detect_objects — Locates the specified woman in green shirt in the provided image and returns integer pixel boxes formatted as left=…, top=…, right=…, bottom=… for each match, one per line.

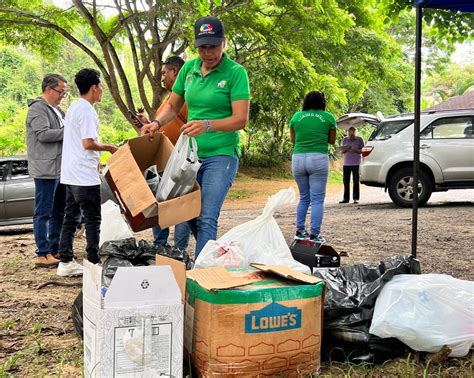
left=142, top=16, right=251, bottom=257
left=289, top=91, right=336, bottom=243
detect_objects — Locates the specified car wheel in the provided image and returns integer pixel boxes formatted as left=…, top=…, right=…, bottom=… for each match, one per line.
left=388, top=168, right=433, bottom=208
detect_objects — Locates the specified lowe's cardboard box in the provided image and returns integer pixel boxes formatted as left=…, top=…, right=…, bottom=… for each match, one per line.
left=83, top=256, right=186, bottom=377
left=105, top=134, right=201, bottom=232
left=185, top=264, right=325, bottom=377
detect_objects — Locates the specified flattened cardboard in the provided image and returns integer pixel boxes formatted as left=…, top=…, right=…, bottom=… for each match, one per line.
left=250, top=264, right=321, bottom=284
left=186, top=267, right=259, bottom=291
left=105, top=134, right=201, bottom=231
left=188, top=265, right=320, bottom=291
left=156, top=255, right=186, bottom=302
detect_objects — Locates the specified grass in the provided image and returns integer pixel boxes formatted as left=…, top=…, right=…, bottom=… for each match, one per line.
left=315, top=353, right=474, bottom=377
left=238, top=161, right=344, bottom=184
left=227, top=188, right=252, bottom=200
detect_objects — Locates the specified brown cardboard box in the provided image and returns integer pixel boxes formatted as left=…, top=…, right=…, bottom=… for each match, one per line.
left=105, top=134, right=201, bottom=232
left=185, top=265, right=325, bottom=377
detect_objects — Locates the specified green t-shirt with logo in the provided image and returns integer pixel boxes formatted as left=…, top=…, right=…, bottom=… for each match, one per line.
left=289, top=110, right=337, bottom=154
left=172, top=55, right=250, bottom=158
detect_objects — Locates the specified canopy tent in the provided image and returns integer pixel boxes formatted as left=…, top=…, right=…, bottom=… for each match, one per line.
left=411, top=0, right=474, bottom=258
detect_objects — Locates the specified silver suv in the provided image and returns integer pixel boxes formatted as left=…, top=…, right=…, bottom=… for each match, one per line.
left=337, top=109, right=474, bottom=207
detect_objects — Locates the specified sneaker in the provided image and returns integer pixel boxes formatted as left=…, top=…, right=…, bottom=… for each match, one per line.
left=353, top=200, right=359, bottom=204
left=57, top=259, right=84, bottom=277
left=339, top=200, right=349, bottom=204
left=294, top=230, right=310, bottom=240
left=309, top=234, right=326, bottom=244
left=34, top=254, right=59, bottom=268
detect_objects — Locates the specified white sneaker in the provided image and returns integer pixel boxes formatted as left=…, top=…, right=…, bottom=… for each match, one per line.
left=57, top=259, right=84, bottom=277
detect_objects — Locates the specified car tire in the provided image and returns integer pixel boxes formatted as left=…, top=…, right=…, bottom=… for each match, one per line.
left=388, top=168, right=433, bottom=208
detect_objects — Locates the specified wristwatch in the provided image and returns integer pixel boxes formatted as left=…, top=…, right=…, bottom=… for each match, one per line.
left=152, top=119, right=162, bottom=129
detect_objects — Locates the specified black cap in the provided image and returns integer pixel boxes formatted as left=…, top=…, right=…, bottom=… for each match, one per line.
left=194, top=16, right=224, bottom=48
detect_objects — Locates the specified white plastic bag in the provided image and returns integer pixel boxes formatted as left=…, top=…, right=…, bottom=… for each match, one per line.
left=216, top=187, right=311, bottom=274
left=156, top=133, right=201, bottom=201
left=195, top=241, right=248, bottom=269
left=99, top=200, right=134, bottom=247
left=369, top=274, right=474, bottom=357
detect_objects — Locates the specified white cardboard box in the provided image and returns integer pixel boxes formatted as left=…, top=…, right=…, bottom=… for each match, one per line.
left=83, top=258, right=184, bottom=377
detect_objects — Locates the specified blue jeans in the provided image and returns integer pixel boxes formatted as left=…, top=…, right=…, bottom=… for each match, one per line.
left=33, top=179, right=65, bottom=256
left=188, top=154, right=239, bottom=257
left=152, top=222, right=192, bottom=250
left=292, top=153, right=329, bottom=236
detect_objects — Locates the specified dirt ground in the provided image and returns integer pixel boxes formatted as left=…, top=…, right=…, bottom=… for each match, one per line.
left=1, top=175, right=473, bottom=376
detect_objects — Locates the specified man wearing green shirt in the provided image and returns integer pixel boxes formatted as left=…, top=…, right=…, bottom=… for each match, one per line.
left=142, top=16, right=250, bottom=257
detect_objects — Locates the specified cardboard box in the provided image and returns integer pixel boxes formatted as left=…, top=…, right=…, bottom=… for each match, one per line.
left=185, top=265, right=325, bottom=377
left=83, top=256, right=185, bottom=377
left=290, top=240, right=341, bottom=272
left=105, top=134, right=201, bottom=232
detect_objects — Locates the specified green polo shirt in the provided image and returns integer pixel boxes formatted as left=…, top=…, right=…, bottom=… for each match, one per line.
left=172, top=54, right=250, bottom=158
left=289, top=110, right=337, bottom=154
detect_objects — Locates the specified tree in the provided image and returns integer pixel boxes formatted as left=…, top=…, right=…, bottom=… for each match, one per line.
left=0, top=0, right=250, bottom=128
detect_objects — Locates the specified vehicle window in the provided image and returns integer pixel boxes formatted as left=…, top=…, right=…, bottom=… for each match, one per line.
left=421, top=116, right=473, bottom=139
left=369, top=120, right=413, bottom=141
left=0, top=162, right=8, bottom=180
left=10, top=160, right=29, bottom=180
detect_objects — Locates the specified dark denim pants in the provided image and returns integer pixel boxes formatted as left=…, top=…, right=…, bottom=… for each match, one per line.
left=58, top=185, right=101, bottom=263
left=152, top=222, right=192, bottom=250
left=33, top=179, right=66, bottom=256
left=343, top=165, right=360, bottom=201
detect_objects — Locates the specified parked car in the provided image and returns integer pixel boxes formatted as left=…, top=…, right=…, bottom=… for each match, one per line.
left=337, top=109, right=474, bottom=207
left=0, top=157, right=117, bottom=226
left=0, top=156, right=35, bottom=226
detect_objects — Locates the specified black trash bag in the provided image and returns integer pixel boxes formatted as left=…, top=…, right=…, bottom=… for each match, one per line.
left=137, top=240, right=194, bottom=270
left=102, top=256, right=134, bottom=290
left=71, top=289, right=83, bottom=339
left=314, top=255, right=421, bottom=363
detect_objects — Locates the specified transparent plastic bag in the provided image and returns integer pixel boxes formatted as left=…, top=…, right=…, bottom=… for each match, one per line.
left=156, top=134, right=201, bottom=201
left=99, top=200, right=134, bottom=247
left=195, top=241, right=247, bottom=269
left=369, top=274, right=474, bottom=357
left=144, top=165, right=160, bottom=195
left=217, top=188, right=311, bottom=274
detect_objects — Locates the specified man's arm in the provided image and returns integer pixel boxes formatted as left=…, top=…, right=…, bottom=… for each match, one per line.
left=350, top=137, right=364, bottom=153
left=30, top=107, right=63, bottom=142
left=141, top=93, right=185, bottom=136
left=328, top=129, right=336, bottom=145
left=82, top=139, right=118, bottom=154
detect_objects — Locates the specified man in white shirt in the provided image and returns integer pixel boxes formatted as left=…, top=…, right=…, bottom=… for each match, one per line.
left=57, top=68, right=118, bottom=277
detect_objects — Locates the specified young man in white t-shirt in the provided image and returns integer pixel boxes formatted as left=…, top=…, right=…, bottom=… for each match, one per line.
left=57, top=68, right=118, bottom=277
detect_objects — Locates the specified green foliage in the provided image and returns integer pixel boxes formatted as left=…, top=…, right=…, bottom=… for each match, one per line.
left=0, top=1, right=468, bottom=165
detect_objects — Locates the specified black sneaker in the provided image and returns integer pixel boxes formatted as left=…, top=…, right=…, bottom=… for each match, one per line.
left=309, top=234, right=326, bottom=244
left=294, top=230, right=310, bottom=240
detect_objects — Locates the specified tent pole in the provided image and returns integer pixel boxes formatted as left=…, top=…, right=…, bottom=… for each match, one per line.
left=412, top=5, right=423, bottom=259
